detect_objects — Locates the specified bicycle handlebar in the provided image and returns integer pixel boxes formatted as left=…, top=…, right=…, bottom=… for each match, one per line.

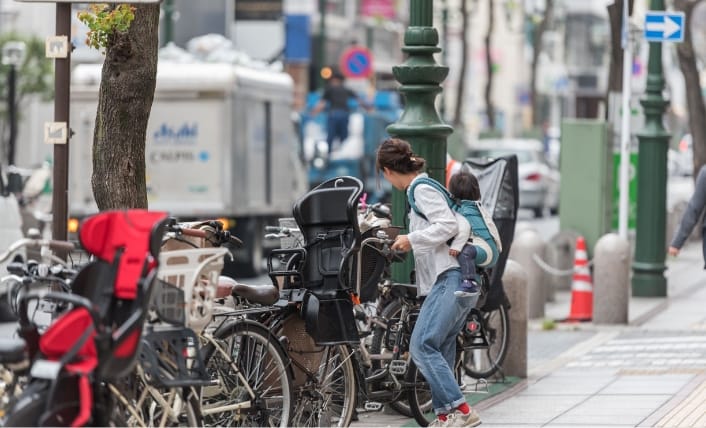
left=167, top=223, right=244, bottom=248
left=0, top=238, right=76, bottom=264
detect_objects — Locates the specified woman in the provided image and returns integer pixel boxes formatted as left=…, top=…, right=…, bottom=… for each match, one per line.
left=376, top=138, right=481, bottom=427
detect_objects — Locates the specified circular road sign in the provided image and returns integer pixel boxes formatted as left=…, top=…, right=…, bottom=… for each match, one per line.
left=339, top=46, right=373, bottom=79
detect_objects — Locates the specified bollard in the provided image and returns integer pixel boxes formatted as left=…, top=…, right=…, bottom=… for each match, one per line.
left=502, top=259, right=528, bottom=378
left=593, top=233, right=631, bottom=324
left=544, top=230, right=581, bottom=294
left=508, top=227, right=546, bottom=318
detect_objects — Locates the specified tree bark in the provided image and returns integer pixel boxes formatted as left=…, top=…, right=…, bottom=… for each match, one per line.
left=674, top=0, right=706, bottom=177
left=605, top=0, right=635, bottom=118
left=484, top=0, right=495, bottom=130
left=529, top=0, right=553, bottom=127
left=91, top=5, right=160, bottom=210
left=453, top=0, right=470, bottom=127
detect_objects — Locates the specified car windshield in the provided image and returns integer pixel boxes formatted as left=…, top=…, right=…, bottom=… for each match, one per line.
left=469, top=149, right=535, bottom=163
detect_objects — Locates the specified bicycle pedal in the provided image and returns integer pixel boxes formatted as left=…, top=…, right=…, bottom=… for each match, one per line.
left=469, top=378, right=489, bottom=394
left=364, top=401, right=383, bottom=411
left=389, top=359, right=407, bottom=375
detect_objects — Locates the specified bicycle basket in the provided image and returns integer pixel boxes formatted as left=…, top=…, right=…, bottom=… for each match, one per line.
left=158, top=247, right=231, bottom=334
left=138, top=326, right=212, bottom=388
left=151, top=279, right=186, bottom=325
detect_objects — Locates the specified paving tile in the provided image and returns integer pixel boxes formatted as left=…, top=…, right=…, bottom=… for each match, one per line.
left=521, top=374, right=613, bottom=395
left=476, top=394, right=586, bottom=425
left=600, top=374, right=694, bottom=395
left=551, top=394, right=671, bottom=425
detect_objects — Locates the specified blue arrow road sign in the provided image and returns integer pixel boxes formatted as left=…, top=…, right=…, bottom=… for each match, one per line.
left=644, top=11, right=685, bottom=42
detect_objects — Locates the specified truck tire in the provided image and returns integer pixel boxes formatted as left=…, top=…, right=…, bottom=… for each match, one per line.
left=224, top=218, right=263, bottom=278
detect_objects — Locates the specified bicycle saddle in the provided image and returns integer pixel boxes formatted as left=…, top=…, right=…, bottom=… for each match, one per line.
left=0, top=337, right=27, bottom=365
left=218, top=276, right=279, bottom=305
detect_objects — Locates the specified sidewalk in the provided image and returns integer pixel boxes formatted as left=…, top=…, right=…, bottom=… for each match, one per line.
left=353, top=241, right=706, bottom=427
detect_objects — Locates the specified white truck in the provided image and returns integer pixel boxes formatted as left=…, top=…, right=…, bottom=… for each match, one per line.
left=70, top=62, right=308, bottom=277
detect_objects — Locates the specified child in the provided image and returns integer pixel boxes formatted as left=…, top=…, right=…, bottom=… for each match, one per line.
left=448, top=171, right=500, bottom=297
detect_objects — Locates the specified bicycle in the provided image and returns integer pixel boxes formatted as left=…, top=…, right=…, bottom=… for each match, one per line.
left=0, top=236, right=77, bottom=419
left=156, top=220, right=294, bottom=427
left=2, top=210, right=170, bottom=427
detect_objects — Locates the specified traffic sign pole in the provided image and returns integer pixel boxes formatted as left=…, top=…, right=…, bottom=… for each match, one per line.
left=52, top=2, right=71, bottom=246
left=618, top=0, right=631, bottom=239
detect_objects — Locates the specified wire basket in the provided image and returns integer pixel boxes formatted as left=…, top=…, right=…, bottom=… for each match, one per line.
left=157, top=247, right=231, bottom=334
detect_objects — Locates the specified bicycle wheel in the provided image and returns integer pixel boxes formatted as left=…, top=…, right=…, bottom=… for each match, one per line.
left=3, top=380, right=48, bottom=426
left=405, top=359, right=435, bottom=427
left=201, top=319, right=292, bottom=427
left=278, top=313, right=355, bottom=427
left=369, top=299, right=426, bottom=417
left=462, top=302, right=510, bottom=379
left=288, top=344, right=356, bottom=427
left=110, top=378, right=203, bottom=428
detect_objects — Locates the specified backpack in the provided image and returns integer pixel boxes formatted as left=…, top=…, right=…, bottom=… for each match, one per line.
left=407, top=177, right=503, bottom=254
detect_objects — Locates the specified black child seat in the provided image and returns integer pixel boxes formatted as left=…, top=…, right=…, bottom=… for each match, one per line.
left=6, top=210, right=169, bottom=427
left=281, top=176, right=363, bottom=345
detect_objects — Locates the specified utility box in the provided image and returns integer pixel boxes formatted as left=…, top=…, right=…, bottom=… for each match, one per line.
left=559, top=119, right=613, bottom=256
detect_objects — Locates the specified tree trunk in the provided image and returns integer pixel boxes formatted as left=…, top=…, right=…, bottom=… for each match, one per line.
left=484, top=0, right=495, bottom=130
left=453, top=0, right=470, bottom=127
left=530, top=0, right=553, bottom=127
left=91, top=5, right=160, bottom=211
left=674, top=0, right=706, bottom=177
left=605, top=0, right=635, bottom=118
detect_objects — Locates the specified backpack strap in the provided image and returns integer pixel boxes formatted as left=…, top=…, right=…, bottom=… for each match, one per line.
left=407, top=177, right=455, bottom=221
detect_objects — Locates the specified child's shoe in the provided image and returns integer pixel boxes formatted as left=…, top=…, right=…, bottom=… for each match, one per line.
left=454, top=279, right=480, bottom=297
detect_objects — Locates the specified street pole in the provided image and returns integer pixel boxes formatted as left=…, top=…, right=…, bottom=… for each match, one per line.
left=387, top=0, right=453, bottom=283
left=162, top=0, right=174, bottom=46
left=7, top=64, right=17, bottom=166
left=617, top=0, right=631, bottom=239
left=632, top=0, right=669, bottom=297
left=317, top=0, right=326, bottom=90
left=52, top=3, right=71, bottom=245
left=440, top=0, right=448, bottom=121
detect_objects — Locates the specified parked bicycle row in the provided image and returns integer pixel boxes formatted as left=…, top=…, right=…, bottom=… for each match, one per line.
left=0, top=155, right=517, bottom=427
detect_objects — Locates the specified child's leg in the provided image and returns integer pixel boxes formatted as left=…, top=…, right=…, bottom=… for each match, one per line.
left=456, top=244, right=480, bottom=297
left=458, top=244, right=477, bottom=283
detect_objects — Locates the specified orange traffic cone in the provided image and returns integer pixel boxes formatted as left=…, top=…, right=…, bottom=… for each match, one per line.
left=563, top=236, right=593, bottom=322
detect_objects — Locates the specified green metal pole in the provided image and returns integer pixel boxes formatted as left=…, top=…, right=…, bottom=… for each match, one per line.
left=318, top=0, right=327, bottom=90
left=162, top=0, right=174, bottom=46
left=387, top=0, right=453, bottom=283
left=631, top=0, right=669, bottom=297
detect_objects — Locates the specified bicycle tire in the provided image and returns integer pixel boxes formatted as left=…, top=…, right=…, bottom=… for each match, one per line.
left=112, top=379, right=203, bottom=428
left=3, top=380, right=48, bottom=426
left=369, top=298, right=425, bottom=417
left=462, top=301, right=510, bottom=379
left=405, top=359, right=436, bottom=427
left=201, top=319, right=293, bottom=427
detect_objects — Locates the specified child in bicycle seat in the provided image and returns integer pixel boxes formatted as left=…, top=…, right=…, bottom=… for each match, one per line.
left=448, top=171, right=499, bottom=298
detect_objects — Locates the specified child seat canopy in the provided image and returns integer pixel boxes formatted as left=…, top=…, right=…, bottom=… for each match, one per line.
left=79, top=210, right=168, bottom=299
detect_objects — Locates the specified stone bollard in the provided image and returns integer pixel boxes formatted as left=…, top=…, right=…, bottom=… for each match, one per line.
left=544, top=230, right=581, bottom=295
left=593, top=233, right=631, bottom=324
left=508, top=227, right=546, bottom=319
left=502, top=259, right=528, bottom=378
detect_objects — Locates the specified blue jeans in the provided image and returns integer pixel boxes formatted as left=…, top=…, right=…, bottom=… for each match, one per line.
left=326, top=109, right=349, bottom=152
left=410, top=268, right=477, bottom=415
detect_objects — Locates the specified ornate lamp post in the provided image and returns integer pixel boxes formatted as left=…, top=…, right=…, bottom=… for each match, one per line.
left=2, top=41, right=26, bottom=167
left=632, top=0, right=669, bottom=297
left=387, top=0, right=453, bottom=282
